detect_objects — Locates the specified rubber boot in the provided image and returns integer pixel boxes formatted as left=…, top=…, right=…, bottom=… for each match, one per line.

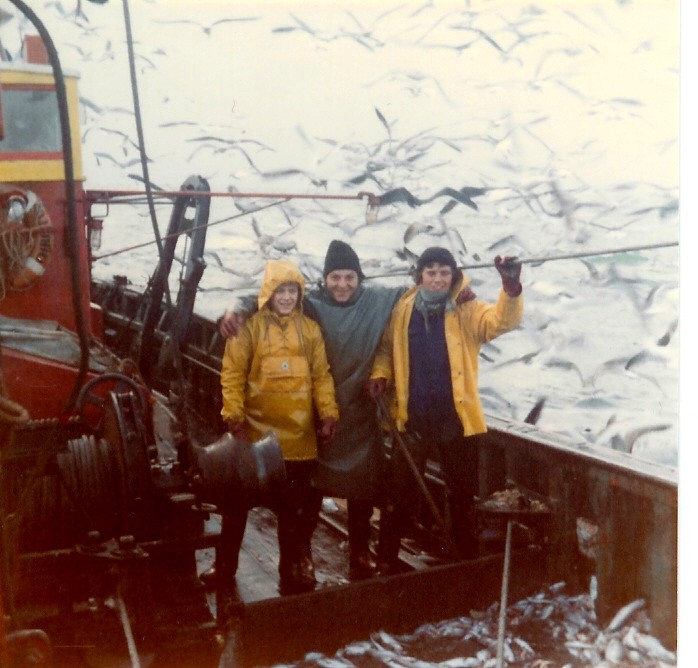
left=348, top=499, right=376, bottom=579
left=297, top=544, right=317, bottom=591
left=376, top=504, right=402, bottom=575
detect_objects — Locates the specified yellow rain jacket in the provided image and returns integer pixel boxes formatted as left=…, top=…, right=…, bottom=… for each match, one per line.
left=221, top=260, right=339, bottom=461
left=370, top=273, right=522, bottom=436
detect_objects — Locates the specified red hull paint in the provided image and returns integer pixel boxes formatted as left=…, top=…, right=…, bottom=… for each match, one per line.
left=1, top=348, right=95, bottom=419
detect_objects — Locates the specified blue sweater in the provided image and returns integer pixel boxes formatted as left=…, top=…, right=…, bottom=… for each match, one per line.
left=406, top=309, right=463, bottom=442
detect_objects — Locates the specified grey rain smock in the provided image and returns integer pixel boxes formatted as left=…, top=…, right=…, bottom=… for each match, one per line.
left=305, top=283, right=404, bottom=501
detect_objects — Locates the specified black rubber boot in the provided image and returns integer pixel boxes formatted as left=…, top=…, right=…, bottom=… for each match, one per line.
left=349, top=548, right=377, bottom=579
left=348, top=499, right=376, bottom=579
left=376, top=504, right=402, bottom=576
left=297, top=544, right=317, bottom=591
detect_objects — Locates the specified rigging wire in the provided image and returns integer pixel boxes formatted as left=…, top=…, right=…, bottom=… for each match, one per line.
left=120, top=0, right=194, bottom=438
left=88, top=187, right=678, bottom=270
left=91, top=198, right=289, bottom=261
left=121, top=0, right=166, bottom=275
left=93, top=194, right=678, bottom=278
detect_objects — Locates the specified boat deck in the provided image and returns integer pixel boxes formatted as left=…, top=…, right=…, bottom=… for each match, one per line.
left=199, top=502, right=432, bottom=612
left=199, top=507, right=354, bottom=609
left=189, top=506, right=548, bottom=668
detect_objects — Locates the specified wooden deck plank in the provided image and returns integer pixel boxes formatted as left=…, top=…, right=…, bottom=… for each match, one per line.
left=198, top=507, right=356, bottom=610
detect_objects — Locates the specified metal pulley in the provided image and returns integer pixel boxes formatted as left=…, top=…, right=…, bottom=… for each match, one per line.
left=190, top=431, right=286, bottom=513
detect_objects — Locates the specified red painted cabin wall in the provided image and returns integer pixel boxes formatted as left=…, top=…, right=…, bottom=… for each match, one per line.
left=0, top=180, right=93, bottom=334
left=1, top=179, right=98, bottom=417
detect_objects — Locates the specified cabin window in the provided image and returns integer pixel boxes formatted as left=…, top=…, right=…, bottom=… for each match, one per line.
left=0, top=85, right=61, bottom=154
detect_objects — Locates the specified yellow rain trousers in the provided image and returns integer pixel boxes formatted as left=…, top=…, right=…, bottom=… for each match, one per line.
left=221, top=260, right=338, bottom=461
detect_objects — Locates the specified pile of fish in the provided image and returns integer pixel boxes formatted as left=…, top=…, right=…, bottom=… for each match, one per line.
left=284, top=582, right=677, bottom=668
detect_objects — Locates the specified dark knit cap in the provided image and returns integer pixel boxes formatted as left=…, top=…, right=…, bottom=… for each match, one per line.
left=416, top=247, right=458, bottom=277
left=323, top=240, right=365, bottom=279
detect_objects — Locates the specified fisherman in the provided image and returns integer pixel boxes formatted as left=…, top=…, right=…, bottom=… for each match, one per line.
left=218, top=240, right=406, bottom=579
left=365, top=247, right=523, bottom=573
left=219, top=259, right=338, bottom=595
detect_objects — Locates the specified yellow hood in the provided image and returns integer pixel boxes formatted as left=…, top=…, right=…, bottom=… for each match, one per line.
left=257, top=260, right=306, bottom=311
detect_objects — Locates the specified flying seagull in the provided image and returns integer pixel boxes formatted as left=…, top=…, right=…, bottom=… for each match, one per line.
left=377, top=186, right=487, bottom=211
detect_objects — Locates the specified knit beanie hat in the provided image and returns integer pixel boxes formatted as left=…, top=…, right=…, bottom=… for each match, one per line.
left=416, top=247, right=458, bottom=279
left=323, top=240, right=365, bottom=280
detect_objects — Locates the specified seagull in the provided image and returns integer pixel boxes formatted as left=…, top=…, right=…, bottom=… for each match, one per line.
left=79, top=96, right=134, bottom=117
left=365, top=71, right=455, bottom=105
left=272, top=13, right=336, bottom=43
left=377, top=185, right=487, bottom=210
left=127, top=173, right=166, bottom=191
left=94, top=152, right=151, bottom=169
left=544, top=357, right=586, bottom=386
left=493, top=350, right=542, bottom=370
left=524, top=397, right=546, bottom=425
left=82, top=126, right=139, bottom=160
left=337, top=9, right=388, bottom=51
left=657, top=319, right=678, bottom=347
left=152, top=17, right=260, bottom=36
left=346, top=162, right=388, bottom=188
left=185, top=138, right=269, bottom=171
left=374, top=106, right=394, bottom=142
left=445, top=23, right=505, bottom=54
left=609, top=424, right=671, bottom=454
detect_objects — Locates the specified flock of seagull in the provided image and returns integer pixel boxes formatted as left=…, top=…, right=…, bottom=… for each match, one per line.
left=0, top=2, right=682, bottom=663
left=3, top=2, right=680, bottom=468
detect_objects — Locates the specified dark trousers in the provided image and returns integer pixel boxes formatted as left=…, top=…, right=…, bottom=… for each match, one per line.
left=276, top=460, right=323, bottom=579
left=347, top=498, right=374, bottom=555
left=215, top=508, right=248, bottom=625
left=377, top=432, right=479, bottom=567
left=216, top=509, right=248, bottom=587
left=215, top=461, right=322, bottom=584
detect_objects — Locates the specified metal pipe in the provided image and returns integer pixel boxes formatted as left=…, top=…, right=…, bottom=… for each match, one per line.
left=115, top=587, right=141, bottom=668
left=85, top=189, right=378, bottom=204
left=91, top=198, right=287, bottom=261
left=495, top=520, right=513, bottom=668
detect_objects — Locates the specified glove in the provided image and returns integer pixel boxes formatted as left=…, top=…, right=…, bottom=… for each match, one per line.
left=455, top=286, right=477, bottom=305
left=364, top=378, right=387, bottom=399
left=494, top=255, right=522, bottom=297
left=227, top=421, right=250, bottom=444
left=318, top=417, right=337, bottom=445
left=219, top=310, right=245, bottom=338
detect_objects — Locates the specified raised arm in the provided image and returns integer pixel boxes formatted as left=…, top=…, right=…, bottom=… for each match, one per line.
left=494, top=255, right=522, bottom=297
left=466, top=256, right=523, bottom=342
